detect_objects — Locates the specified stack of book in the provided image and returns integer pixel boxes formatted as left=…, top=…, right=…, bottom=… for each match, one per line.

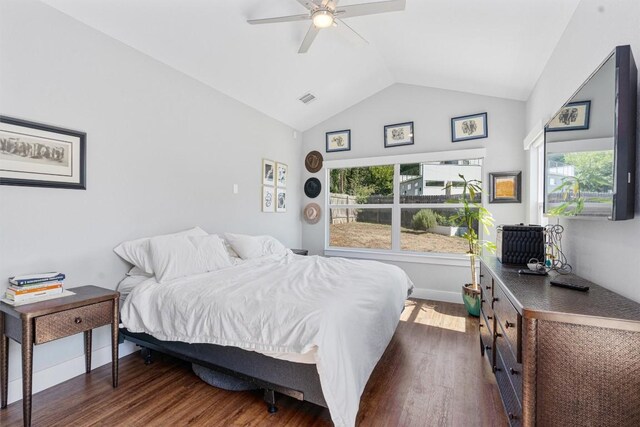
left=6, top=272, right=65, bottom=303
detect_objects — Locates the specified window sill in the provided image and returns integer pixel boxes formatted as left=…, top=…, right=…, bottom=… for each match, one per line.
left=323, top=248, right=473, bottom=267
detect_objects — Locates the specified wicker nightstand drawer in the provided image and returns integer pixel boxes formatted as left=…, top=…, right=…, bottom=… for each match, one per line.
left=34, top=300, right=112, bottom=344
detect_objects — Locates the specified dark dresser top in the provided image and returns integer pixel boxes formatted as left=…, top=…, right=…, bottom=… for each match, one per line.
left=481, top=256, right=640, bottom=331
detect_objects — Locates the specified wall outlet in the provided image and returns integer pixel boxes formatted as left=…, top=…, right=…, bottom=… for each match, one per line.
left=233, top=184, right=238, bottom=194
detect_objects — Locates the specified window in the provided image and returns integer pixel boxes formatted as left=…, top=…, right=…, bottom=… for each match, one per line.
left=326, top=150, right=484, bottom=258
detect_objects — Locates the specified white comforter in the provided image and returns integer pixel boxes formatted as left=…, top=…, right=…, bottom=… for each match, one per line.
left=121, top=253, right=413, bottom=426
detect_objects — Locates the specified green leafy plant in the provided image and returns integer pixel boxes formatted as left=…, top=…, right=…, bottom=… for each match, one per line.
left=548, top=176, right=585, bottom=217
left=411, top=209, right=438, bottom=231
left=445, top=175, right=496, bottom=291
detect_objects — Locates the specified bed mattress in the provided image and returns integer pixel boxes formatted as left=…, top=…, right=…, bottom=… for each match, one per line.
left=120, top=253, right=413, bottom=426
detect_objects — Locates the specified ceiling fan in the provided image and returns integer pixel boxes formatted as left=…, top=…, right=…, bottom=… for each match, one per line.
left=247, top=0, right=406, bottom=53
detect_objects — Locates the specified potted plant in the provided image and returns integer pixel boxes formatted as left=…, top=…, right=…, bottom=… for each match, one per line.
left=446, top=175, right=496, bottom=317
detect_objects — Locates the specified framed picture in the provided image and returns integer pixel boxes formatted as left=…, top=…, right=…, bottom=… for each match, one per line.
left=262, top=159, right=275, bottom=185
left=276, top=188, right=286, bottom=213
left=384, top=122, right=414, bottom=148
left=262, top=185, right=275, bottom=212
left=451, top=112, right=488, bottom=142
left=326, top=129, right=351, bottom=152
left=0, top=116, right=86, bottom=189
left=546, top=101, right=591, bottom=131
left=276, top=162, right=288, bottom=188
left=489, top=171, right=522, bottom=203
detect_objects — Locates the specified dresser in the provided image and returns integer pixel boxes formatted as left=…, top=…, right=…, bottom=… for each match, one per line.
left=479, top=257, right=640, bottom=426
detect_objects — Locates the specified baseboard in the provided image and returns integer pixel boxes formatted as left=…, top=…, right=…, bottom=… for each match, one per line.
left=6, top=341, right=138, bottom=405
left=411, top=288, right=462, bottom=304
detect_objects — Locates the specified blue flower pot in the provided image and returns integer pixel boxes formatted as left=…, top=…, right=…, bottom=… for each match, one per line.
left=462, top=284, right=481, bottom=317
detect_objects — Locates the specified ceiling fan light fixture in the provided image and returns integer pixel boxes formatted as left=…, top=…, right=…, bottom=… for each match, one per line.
left=312, top=10, right=334, bottom=28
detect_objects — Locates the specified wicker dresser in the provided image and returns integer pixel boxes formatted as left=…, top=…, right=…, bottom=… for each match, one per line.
left=479, top=256, right=640, bottom=426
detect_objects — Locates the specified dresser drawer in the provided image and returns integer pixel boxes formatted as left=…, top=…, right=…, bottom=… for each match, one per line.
left=479, top=265, right=493, bottom=298
left=35, top=300, right=113, bottom=344
left=493, top=283, right=521, bottom=362
left=495, top=328, right=523, bottom=404
left=479, top=311, right=494, bottom=367
left=494, top=350, right=522, bottom=426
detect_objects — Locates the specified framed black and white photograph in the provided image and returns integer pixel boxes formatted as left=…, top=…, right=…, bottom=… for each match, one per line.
left=546, top=101, right=591, bottom=132
left=0, top=116, right=86, bottom=189
left=276, top=162, right=288, bottom=188
left=262, top=185, right=275, bottom=212
left=262, top=159, right=275, bottom=186
left=489, top=171, right=522, bottom=203
left=451, top=112, right=488, bottom=142
left=326, top=129, right=351, bottom=152
left=276, top=188, right=286, bottom=213
left=384, top=122, right=414, bottom=148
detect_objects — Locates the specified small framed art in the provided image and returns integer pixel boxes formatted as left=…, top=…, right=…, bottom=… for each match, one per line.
left=384, top=122, right=414, bottom=148
left=262, top=185, right=275, bottom=212
left=0, top=116, right=86, bottom=189
left=546, top=101, right=591, bottom=132
left=326, top=129, right=351, bottom=152
left=451, top=112, right=488, bottom=142
left=276, top=162, right=288, bottom=188
left=489, top=171, right=521, bottom=203
left=262, top=159, right=275, bottom=186
left=276, top=188, right=286, bottom=213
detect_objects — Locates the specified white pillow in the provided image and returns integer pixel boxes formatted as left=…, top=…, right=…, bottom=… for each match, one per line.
left=224, top=233, right=289, bottom=260
left=114, top=227, right=207, bottom=274
left=126, top=266, right=153, bottom=277
left=149, top=234, right=233, bottom=283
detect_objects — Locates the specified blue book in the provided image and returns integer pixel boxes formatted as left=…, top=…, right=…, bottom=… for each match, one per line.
left=9, top=272, right=66, bottom=286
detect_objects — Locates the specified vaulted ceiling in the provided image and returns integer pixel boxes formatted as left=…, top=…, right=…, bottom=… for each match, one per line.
left=41, top=0, right=580, bottom=130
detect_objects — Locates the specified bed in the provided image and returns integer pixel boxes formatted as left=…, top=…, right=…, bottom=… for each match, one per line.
left=116, top=231, right=413, bottom=427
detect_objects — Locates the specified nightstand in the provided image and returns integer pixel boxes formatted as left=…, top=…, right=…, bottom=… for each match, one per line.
left=290, top=249, right=309, bottom=256
left=0, top=285, right=119, bottom=427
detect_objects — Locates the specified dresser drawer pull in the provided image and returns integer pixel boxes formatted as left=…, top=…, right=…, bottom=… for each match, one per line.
left=508, top=412, right=518, bottom=420
left=486, top=285, right=492, bottom=290
left=484, top=345, right=491, bottom=351
left=495, top=332, right=503, bottom=338
left=487, top=315, right=493, bottom=320
left=493, top=365, right=501, bottom=373
left=504, top=320, right=514, bottom=329
left=510, top=368, right=519, bottom=375
left=479, top=323, right=484, bottom=328
left=492, top=297, right=499, bottom=303
left=480, top=274, right=484, bottom=278
left=481, top=299, right=486, bottom=303
left=74, top=317, right=82, bottom=324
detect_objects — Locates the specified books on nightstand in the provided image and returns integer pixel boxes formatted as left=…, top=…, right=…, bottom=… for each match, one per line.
left=6, top=272, right=66, bottom=303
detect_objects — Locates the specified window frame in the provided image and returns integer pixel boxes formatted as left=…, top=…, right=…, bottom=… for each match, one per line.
left=323, top=148, right=486, bottom=265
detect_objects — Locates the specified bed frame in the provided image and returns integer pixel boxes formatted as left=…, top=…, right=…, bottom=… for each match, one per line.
left=118, top=328, right=327, bottom=412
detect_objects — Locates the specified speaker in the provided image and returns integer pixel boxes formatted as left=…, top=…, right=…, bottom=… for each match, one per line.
left=496, top=224, right=545, bottom=265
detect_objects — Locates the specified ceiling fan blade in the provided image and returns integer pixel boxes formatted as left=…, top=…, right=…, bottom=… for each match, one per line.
left=248, top=14, right=310, bottom=25
left=296, top=0, right=322, bottom=11
left=298, top=24, right=320, bottom=53
left=336, top=18, right=368, bottom=46
left=336, top=0, right=405, bottom=18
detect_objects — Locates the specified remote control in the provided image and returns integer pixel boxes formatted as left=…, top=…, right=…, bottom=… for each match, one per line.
left=550, top=280, right=589, bottom=292
left=518, top=269, right=547, bottom=276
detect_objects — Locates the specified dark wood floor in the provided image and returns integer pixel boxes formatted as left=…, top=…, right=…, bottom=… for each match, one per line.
left=0, top=299, right=506, bottom=426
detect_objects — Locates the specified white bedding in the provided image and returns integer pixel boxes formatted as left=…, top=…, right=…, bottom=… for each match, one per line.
left=121, top=253, right=413, bottom=427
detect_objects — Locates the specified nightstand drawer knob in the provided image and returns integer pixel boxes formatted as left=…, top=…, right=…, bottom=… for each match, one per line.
left=75, top=317, right=83, bottom=324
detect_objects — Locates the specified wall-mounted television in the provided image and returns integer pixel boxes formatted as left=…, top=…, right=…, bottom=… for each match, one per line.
left=544, top=45, right=637, bottom=220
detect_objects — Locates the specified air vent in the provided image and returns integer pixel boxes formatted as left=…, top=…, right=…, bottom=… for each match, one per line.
left=299, top=93, right=316, bottom=104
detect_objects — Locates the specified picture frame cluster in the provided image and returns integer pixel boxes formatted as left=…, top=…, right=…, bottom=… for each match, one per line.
left=324, top=112, right=489, bottom=153
left=262, top=159, right=287, bottom=213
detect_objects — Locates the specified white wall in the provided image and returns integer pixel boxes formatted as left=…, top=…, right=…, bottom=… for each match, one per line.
left=0, top=0, right=301, bottom=403
left=526, top=0, right=640, bottom=302
left=301, top=83, right=526, bottom=301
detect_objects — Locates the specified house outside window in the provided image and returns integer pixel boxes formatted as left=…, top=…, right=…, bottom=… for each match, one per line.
left=325, top=149, right=485, bottom=259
